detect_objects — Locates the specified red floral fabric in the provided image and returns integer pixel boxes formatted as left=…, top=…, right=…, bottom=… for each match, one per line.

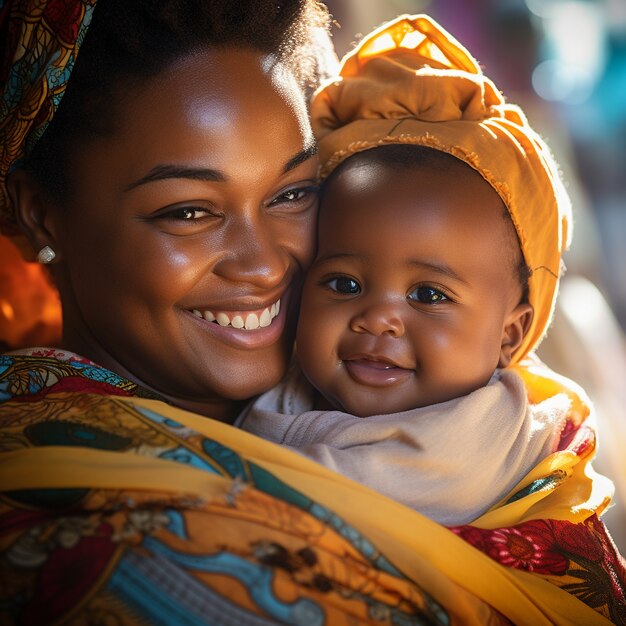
left=452, top=517, right=626, bottom=623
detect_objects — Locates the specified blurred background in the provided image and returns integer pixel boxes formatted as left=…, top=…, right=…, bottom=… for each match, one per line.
left=322, top=0, right=626, bottom=549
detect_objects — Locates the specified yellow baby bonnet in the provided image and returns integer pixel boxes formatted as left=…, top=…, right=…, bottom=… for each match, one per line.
left=311, top=14, right=572, bottom=364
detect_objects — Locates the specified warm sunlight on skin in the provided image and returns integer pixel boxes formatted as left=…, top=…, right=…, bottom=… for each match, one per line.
left=43, top=49, right=319, bottom=420
left=296, top=156, right=532, bottom=416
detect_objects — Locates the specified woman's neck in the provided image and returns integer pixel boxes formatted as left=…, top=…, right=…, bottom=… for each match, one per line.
left=155, top=393, right=247, bottom=423
left=61, top=328, right=245, bottom=424
left=85, top=346, right=245, bottom=422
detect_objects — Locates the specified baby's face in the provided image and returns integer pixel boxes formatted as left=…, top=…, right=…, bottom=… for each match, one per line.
left=296, top=158, right=531, bottom=416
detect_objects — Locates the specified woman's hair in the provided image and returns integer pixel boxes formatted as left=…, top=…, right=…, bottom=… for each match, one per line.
left=26, top=0, right=331, bottom=200
left=322, top=144, right=533, bottom=303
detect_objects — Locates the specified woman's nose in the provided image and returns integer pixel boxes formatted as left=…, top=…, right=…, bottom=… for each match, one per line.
left=349, top=302, right=405, bottom=337
left=212, top=219, right=288, bottom=288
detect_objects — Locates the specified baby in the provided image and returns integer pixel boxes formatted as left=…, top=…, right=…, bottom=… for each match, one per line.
left=296, top=143, right=533, bottom=417
left=238, top=15, right=573, bottom=526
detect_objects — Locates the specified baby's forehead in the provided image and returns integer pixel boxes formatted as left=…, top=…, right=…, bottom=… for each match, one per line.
left=317, top=146, right=523, bottom=271
left=320, top=146, right=504, bottom=218
left=321, top=145, right=487, bottom=199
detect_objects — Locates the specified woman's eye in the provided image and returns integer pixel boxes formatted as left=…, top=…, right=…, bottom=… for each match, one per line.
left=270, top=185, right=318, bottom=206
left=147, top=205, right=219, bottom=232
left=278, top=190, right=303, bottom=202
left=407, top=286, right=448, bottom=304
left=163, top=207, right=212, bottom=221
left=325, top=276, right=361, bottom=295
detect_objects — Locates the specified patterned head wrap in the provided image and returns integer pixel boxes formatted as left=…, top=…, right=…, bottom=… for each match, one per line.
left=0, top=0, right=97, bottom=256
left=311, top=14, right=572, bottom=364
left=0, top=0, right=94, bottom=348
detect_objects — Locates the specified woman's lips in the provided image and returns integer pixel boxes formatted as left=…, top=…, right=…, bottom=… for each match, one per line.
left=343, top=358, right=413, bottom=387
left=184, top=296, right=289, bottom=350
left=190, top=298, right=280, bottom=330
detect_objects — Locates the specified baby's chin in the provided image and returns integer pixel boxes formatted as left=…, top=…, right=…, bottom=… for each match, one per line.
left=321, top=393, right=421, bottom=418
left=323, top=386, right=481, bottom=417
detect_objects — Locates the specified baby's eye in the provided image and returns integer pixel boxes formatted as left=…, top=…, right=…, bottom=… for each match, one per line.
left=407, top=286, right=448, bottom=304
left=325, top=276, right=361, bottom=295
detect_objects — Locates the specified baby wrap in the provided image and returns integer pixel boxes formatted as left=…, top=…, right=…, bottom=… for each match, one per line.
left=239, top=367, right=569, bottom=526
left=0, top=348, right=625, bottom=624
left=311, top=14, right=572, bottom=363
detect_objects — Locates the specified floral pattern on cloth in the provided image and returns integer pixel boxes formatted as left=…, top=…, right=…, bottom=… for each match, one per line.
left=0, top=351, right=475, bottom=626
left=0, top=465, right=456, bottom=625
left=0, top=348, right=163, bottom=401
left=452, top=517, right=626, bottom=624
left=0, top=351, right=625, bottom=624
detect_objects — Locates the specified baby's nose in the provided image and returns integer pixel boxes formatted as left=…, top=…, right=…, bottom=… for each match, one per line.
left=349, top=302, right=405, bottom=337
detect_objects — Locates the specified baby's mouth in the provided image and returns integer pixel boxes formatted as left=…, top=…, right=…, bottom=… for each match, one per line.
left=190, top=298, right=280, bottom=330
left=343, top=356, right=413, bottom=387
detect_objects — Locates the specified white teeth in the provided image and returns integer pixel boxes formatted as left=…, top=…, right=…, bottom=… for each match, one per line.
left=216, top=313, right=230, bottom=326
left=259, top=308, right=271, bottom=328
left=245, top=313, right=260, bottom=330
left=231, top=315, right=244, bottom=329
left=193, top=298, right=281, bottom=330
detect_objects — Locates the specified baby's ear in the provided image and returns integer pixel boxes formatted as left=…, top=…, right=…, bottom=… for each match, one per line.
left=498, top=303, right=533, bottom=368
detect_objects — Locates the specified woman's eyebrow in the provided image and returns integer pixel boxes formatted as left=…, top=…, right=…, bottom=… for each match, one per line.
left=125, top=145, right=317, bottom=191
left=124, top=165, right=227, bottom=191
left=283, top=144, right=317, bottom=173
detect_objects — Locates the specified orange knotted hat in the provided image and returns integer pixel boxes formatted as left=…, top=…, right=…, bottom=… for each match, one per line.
left=311, top=14, right=572, bottom=364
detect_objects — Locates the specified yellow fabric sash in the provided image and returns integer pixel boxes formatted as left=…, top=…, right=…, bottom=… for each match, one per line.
left=0, top=358, right=619, bottom=624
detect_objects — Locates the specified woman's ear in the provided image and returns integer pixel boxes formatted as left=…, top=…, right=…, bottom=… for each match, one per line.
left=6, top=168, right=61, bottom=262
left=498, top=303, right=533, bottom=368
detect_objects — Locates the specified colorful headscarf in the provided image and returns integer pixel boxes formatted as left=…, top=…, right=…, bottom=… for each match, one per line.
left=0, top=0, right=97, bottom=256
left=311, top=14, right=573, bottom=364
left=0, top=0, right=94, bottom=348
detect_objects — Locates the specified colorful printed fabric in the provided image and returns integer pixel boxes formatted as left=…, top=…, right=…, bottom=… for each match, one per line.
left=0, top=0, right=97, bottom=252
left=0, top=0, right=95, bottom=349
left=0, top=349, right=625, bottom=625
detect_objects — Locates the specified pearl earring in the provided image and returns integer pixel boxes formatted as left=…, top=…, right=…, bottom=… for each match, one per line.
left=37, top=245, right=56, bottom=264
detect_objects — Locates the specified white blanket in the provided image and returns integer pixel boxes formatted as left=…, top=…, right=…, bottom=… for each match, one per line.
left=237, top=367, right=569, bottom=525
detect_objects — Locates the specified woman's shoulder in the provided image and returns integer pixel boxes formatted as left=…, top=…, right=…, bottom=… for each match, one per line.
left=0, top=346, right=160, bottom=402
left=5, top=346, right=98, bottom=363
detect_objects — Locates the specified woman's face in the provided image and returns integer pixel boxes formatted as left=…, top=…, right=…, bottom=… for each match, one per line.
left=50, top=48, right=318, bottom=417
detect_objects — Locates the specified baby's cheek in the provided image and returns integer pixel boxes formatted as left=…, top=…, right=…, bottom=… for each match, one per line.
left=297, top=312, right=335, bottom=383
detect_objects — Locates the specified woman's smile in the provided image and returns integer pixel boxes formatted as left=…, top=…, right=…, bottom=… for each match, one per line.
left=48, top=48, right=318, bottom=413
left=184, top=293, right=289, bottom=350
left=190, top=297, right=280, bottom=329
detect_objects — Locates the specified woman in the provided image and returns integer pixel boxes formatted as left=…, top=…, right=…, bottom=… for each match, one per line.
left=0, top=3, right=624, bottom=625
left=2, top=0, right=328, bottom=422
